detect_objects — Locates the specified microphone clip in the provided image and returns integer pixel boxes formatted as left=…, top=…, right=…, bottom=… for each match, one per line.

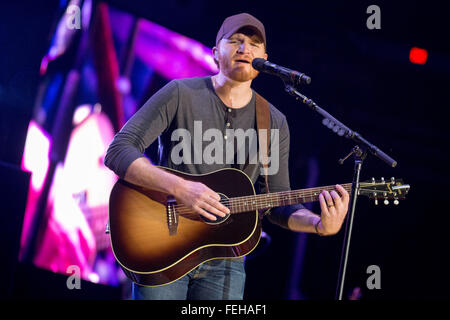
left=338, top=146, right=367, bottom=165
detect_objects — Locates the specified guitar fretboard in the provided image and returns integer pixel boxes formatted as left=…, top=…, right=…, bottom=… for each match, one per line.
left=226, top=183, right=353, bottom=213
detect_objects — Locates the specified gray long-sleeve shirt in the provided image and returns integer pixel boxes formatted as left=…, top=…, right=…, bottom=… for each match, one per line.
left=104, top=76, right=304, bottom=228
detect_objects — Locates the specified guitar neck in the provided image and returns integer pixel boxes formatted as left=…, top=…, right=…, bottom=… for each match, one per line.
left=228, top=183, right=353, bottom=213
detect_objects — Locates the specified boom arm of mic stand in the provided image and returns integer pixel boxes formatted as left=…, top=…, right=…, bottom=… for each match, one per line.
left=284, top=84, right=397, bottom=168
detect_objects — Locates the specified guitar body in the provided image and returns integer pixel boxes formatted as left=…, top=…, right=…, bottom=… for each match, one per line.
left=108, top=167, right=261, bottom=287
left=108, top=165, right=410, bottom=287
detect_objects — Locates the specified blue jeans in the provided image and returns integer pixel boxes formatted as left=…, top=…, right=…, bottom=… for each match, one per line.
left=132, top=258, right=246, bottom=300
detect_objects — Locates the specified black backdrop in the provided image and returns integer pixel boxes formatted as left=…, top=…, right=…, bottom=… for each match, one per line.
left=2, top=0, right=449, bottom=299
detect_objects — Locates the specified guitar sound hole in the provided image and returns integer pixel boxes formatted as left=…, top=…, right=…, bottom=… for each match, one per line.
left=201, top=193, right=230, bottom=225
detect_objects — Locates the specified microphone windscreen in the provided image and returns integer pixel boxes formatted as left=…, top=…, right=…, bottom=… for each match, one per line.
left=251, top=58, right=266, bottom=70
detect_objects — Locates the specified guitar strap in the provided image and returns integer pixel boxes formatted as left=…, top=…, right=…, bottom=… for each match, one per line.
left=254, top=92, right=271, bottom=195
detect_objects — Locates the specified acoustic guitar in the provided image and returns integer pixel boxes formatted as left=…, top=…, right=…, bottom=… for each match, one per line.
left=108, top=166, right=409, bottom=286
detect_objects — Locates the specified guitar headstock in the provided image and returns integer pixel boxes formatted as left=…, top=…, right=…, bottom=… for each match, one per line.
left=359, top=177, right=410, bottom=205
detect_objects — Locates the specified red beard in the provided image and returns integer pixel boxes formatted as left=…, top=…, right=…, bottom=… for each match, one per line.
left=217, top=56, right=259, bottom=82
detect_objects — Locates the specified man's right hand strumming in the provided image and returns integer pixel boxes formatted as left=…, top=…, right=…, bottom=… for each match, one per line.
left=172, top=180, right=230, bottom=221
left=124, top=157, right=229, bottom=221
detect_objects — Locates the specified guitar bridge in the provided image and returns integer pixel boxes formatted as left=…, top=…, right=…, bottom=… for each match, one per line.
left=166, top=198, right=178, bottom=236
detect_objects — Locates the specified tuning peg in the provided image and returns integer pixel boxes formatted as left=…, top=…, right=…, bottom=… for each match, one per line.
left=371, top=177, right=376, bottom=184
left=381, top=177, right=385, bottom=183
left=384, top=199, right=389, bottom=205
left=374, top=199, right=378, bottom=205
left=394, top=199, right=399, bottom=205
left=391, top=177, right=395, bottom=184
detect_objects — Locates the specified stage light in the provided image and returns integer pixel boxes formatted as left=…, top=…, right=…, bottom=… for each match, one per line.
left=409, top=47, right=428, bottom=65
left=21, top=121, right=51, bottom=191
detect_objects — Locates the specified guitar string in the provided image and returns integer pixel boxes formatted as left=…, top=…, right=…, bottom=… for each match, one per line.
left=168, top=182, right=401, bottom=215
left=168, top=183, right=381, bottom=213
left=168, top=183, right=390, bottom=214
left=169, top=190, right=349, bottom=215
left=172, top=183, right=352, bottom=209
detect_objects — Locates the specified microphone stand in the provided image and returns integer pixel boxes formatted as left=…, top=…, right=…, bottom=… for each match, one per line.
left=283, top=83, right=397, bottom=300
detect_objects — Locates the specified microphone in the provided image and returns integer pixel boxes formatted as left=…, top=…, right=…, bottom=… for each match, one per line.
left=252, top=58, right=311, bottom=85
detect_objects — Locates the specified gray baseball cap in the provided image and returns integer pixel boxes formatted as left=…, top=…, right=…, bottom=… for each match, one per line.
left=216, top=13, right=266, bottom=48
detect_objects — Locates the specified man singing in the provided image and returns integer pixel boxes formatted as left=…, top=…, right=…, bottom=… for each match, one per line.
left=105, top=13, right=349, bottom=300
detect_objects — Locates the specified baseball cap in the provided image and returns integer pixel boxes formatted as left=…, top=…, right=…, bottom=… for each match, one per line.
left=216, top=13, right=266, bottom=48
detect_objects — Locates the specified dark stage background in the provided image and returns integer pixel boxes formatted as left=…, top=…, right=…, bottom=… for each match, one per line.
left=1, top=0, right=449, bottom=300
